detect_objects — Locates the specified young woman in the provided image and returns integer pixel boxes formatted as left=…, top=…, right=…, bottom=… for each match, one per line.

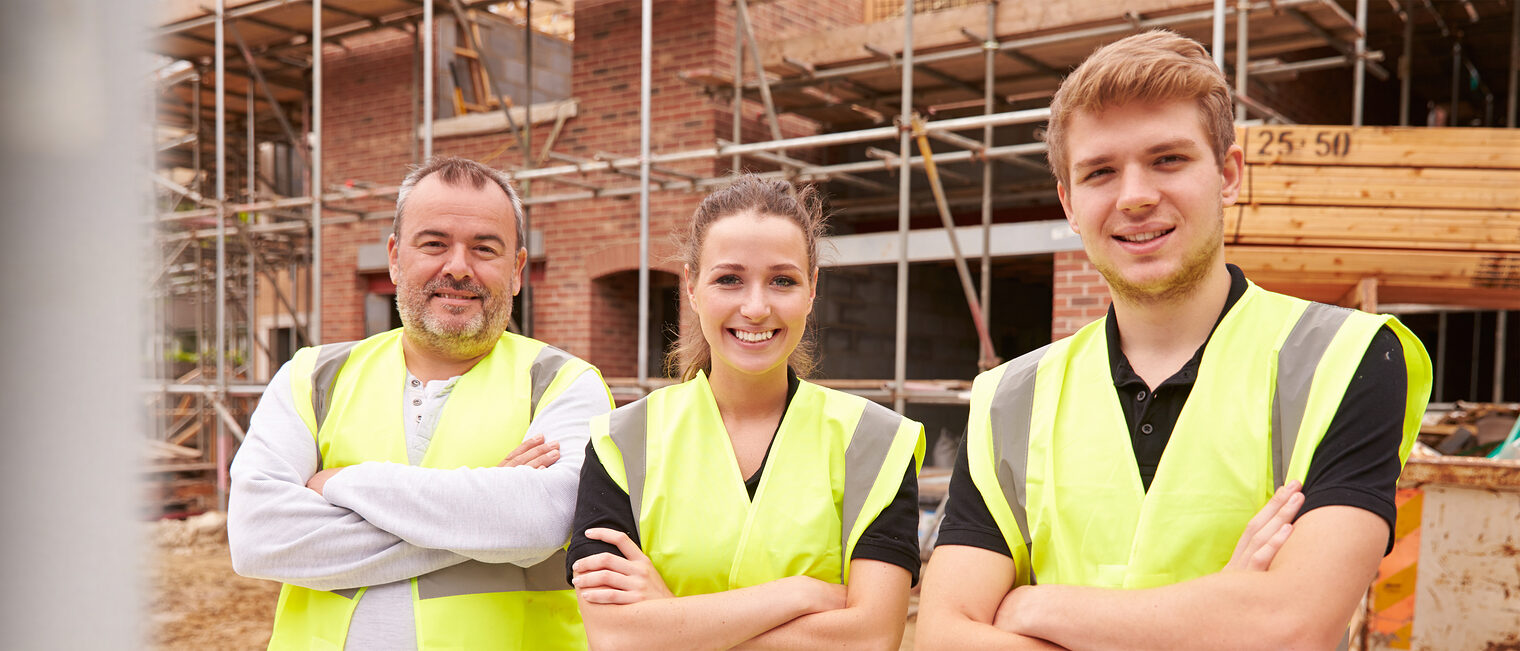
left=566, top=175, right=925, bottom=649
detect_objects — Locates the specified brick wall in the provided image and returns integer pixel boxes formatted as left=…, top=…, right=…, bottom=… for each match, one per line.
left=1050, top=250, right=1110, bottom=341
left=317, top=1, right=863, bottom=372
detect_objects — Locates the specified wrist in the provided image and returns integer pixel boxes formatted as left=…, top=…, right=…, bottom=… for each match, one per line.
left=784, top=576, right=828, bottom=615
left=1010, top=585, right=1059, bottom=638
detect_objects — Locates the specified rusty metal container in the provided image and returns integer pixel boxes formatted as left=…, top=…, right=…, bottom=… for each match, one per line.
left=1360, top=456, right=1520, bottom=651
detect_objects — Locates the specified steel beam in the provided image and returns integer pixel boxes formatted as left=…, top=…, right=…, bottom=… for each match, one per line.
left=894, top=0, right=913, bottom=413
left=312, top=0, right=323, bottom=344
left=638, top=0, right=652, bottom=387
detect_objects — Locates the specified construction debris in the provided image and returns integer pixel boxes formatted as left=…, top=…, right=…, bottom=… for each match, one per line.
left=1418, top=402, right=1520, bottom=457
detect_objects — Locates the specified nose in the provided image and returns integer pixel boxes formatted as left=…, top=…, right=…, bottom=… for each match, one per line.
left=1116, top=166, right=1159, bottom=214
left=440, top=244, right=472, bottom=280
left=739, top=284, right=770, bottom=321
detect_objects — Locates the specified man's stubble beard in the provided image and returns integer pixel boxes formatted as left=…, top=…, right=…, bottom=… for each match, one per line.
left=1095, top=210, right=1225, bottom=308
left=396, top=274, right=513, bottom=359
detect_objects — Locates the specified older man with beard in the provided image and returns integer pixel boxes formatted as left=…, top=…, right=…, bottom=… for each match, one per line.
left=229, top=156, right=611, bottom=650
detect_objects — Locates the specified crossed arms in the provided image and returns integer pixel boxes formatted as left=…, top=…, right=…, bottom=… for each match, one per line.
left=227, top=363, right=610, bottom=591
left=916, top=483, right=1388, bottom=651
left=572, top=529, right=911, bottom=651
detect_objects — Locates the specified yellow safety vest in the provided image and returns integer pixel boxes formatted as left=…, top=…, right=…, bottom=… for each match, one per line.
left=270, top=328, right=609, bottom=651
left=966, top=283, right=1432, bottom=589
left=591, top=371, right=924, bottom=595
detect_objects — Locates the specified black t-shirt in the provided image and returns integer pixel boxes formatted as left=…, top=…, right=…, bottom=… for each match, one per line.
left=567, top=371, right=923, bottom=585
left=937, top=265, right=1408, bottom=556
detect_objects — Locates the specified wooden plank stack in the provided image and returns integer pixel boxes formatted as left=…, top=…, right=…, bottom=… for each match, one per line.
left=1226, top=125, right=1520, bottom=310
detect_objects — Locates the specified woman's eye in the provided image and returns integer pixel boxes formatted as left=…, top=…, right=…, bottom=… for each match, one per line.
left=772, top=276, right=798, bottom=287
left=714, top=274, right=741, bottom=285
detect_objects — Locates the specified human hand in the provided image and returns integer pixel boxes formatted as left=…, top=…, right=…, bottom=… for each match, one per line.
left=992, top=585, right=1032, bottom=633
left=497, top=434, right=560, bottom=468
left=1224, top=480, right=1303, bottom=572
left=572, top=528, right=674, bottom=604
left=784, top=574, right=848, bottom=614
left=306, top=467, right=344, bottom=496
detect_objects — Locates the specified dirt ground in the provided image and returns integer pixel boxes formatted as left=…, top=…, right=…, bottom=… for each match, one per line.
left=149, top=515, right=278, bottom=650
left=146, top=513, right=920, bottom=650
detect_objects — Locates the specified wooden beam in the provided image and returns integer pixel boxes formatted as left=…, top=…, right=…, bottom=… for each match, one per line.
left=1337, top=277, right=1379, bottom=312
left=760, top=0, right=1203, bottom=70
left=1249, top=282, right=1520, bottom=312
left=1244, top=165, right=1520, bottom=211
left=1225, top=204, right=1520, bottom=252
left=1238, top=125, right=1520, bottom=169
left=1226, top=245, right=1520, bottom=294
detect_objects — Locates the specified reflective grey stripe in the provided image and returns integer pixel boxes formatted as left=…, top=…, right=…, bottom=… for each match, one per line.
left=415, top=550, right=573, bottom=599
left=331, top=587, right=360, bottom=599
left=1271, top=303, right=1352, bottom=488
left=988, top=344, right=1050, bottom=564
left=310, top=340, right=360, bottom=431
left=529, top=345, right=575, bottom=417
left=608, top=397, right=650, bottom=529
left=840, top=401, right=907, bottom=579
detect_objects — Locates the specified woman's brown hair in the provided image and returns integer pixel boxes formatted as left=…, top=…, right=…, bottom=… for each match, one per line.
left=665, top=175, right=828, bottom=382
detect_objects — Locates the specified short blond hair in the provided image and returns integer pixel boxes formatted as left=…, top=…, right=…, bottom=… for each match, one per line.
left=1045, top=30, right=1235, bottom=187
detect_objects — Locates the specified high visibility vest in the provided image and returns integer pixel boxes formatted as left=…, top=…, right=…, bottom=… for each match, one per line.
left=591, top=372, right=924, bottom=595
left=966, top=283, right=1432, bottom=589
left=270, top=328, right=609, bottom=651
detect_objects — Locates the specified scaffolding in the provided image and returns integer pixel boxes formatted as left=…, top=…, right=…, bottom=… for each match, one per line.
left=148, top=0, right=1520, bottom=511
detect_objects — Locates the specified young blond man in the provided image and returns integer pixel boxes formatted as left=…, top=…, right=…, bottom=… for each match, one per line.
left=917, top=31, right=1432, bottom=650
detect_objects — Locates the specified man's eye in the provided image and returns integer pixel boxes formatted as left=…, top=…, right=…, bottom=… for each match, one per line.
left=1156, top=155, right=1187, bottom=166
left=476, top=246, right=500, bottom=256
left=1082, top=168, right=1113, bottom=181
left=420, top=241, right=446, bottom=249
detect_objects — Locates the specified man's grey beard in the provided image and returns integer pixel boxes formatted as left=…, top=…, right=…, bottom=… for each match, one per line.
left=396, top=275, right=512, bottom=358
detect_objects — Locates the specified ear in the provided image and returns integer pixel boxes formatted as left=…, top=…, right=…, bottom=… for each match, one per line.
left=1219, top=144, right=1245, bottom=208
left=511, top=248, right=528, bottom=296
left=386, top=233, right=400, bottom=285
left=1057, top=183, right=1078, bottom=233
left=683, top=263, right=697, bottom=310
left=808, top=267, right=819, bottom=304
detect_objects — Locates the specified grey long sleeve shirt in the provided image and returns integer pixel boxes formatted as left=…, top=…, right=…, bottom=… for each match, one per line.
left=228, top=359, right=609, bottom=650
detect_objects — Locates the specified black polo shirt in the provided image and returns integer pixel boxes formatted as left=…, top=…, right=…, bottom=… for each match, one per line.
left=937, top=265, right=1408, bottom=556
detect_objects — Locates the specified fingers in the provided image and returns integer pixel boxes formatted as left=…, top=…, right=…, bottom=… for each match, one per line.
left=522, top=447, right=561, bottom=469
left=572, top=551, right=639, bottom=579
left=1251, top=490, right=1304, bottom=547
left=1228, top=482, right=1305, bottom=572
left=1244, top=481, right=1301, bottom=538
left=503, top=434, right=544, bottom=460
left=577, top=588, right=644, bottom=605
left=572, top=569, right=640, bottom=591
left=585, top=528, right=649, bottom=563
left=1247, top=523, right=1293, bottom=571
left=498, top=435, right=560, bottom=468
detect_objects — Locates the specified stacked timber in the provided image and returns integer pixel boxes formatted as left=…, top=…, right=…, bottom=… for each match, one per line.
left=1226, top=125, right=1520, bottom=310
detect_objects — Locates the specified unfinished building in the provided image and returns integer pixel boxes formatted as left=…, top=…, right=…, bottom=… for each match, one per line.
left=148, top=0, right=1520, bottom=513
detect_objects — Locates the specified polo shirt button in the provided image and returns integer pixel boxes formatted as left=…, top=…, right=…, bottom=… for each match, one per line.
left=411, top=379, right=421, bottom=387
left=412, top=398, right=422, bottom=406
left=1136, top=389, right=1147, bottom=401
left=1140, top=423, right=1154, bottom=435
